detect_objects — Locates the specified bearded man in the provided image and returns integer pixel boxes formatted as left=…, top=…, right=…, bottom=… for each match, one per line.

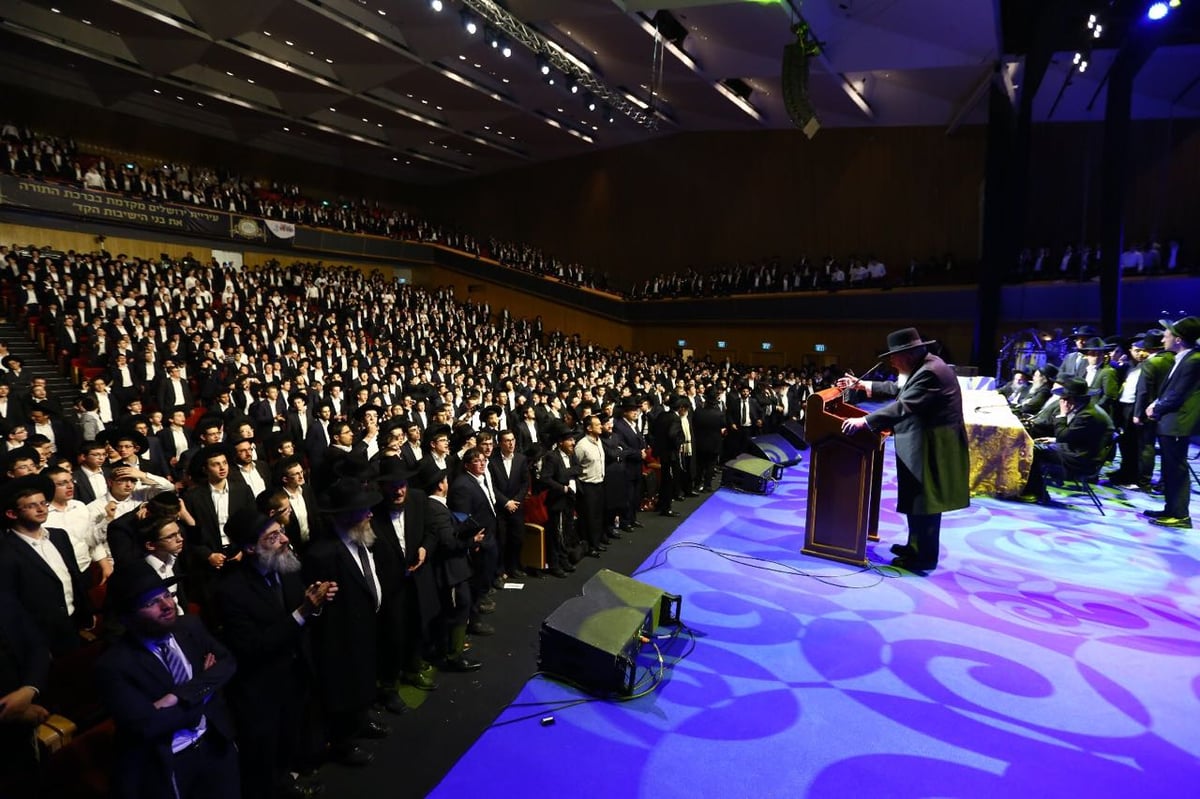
left=302, top=477, right=389, bottom=766
left=215, top=508, right=336, bottom=798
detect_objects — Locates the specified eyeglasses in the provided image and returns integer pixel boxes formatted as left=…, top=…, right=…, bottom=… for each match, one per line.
left=156, top=531, right=184, bottom=542
left=17, top=500, right=49, bottom=510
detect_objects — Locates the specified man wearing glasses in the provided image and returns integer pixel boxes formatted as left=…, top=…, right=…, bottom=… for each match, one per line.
left=0, top=473, right=95, bottom=655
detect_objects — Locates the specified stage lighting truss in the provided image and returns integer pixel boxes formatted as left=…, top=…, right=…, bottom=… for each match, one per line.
left=459, top=0, right=657, bottom=129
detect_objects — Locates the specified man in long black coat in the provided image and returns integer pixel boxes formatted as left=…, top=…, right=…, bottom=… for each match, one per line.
left=692, top=393, right=727, bottom=492
left=609, top=398, right=647, bottom=530
left=840, top=328, right=969, bottom=571
left=371, top=462, right=439, bottom=697
left=650, top=398, right=686, bottom=517
left=215, top=508, right=335, bottom=797
left=302, top=477, right=388, bottom=766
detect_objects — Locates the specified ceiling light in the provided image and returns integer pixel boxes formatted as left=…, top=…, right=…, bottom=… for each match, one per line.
left=461, top=10, right=479, bottom=34
left=226, top=71, right=234, bottom=76
left=283, top=126, right=290, bottom=131
left=263, top=31, right=271, bottom=36
left=329, top=106, right=336, bottom=111
left=285, top=40, right=294, bottom=46
left=153, top=89, right=161, bottom=94
left=568, top=78, right=580, bottom=94
left=82, top=19, right=91, bottom=25
left=51, top=7, right=60, bottom=13
left=247, top=79, right=255, bottom=84
left=537, top=55, right=551, bottom=75
left=430, top=0, right=444, bottom=12
left=1147, top=2, right=1169, bottom=21
left=378, top=8, right=386, bottom=16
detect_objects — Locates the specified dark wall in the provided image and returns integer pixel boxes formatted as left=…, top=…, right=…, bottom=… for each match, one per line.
left=425, top=126, right=989, bottom=287
left=1025, top=118, right=1200, bottom=250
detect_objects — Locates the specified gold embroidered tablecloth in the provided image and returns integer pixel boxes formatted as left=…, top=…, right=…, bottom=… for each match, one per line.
left=962, top=390, right=1034, bottom=497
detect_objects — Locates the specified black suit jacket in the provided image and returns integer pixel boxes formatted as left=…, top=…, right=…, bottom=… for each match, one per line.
left=0, top=593, right=50, bottom=697
left=213, top=561, right=311, bottom=735
left=425, top=496, right=473, bottom=589
left=610, top=417, right=646, bottom=476
left=1154, top=349, right=1200, bottom=436
left=95, top=617, right=237, bottom=799
left=0, top=528, right=93, bottom=655
left=370, top=489, right=439, bottom=643
left=183, top=481, right=256, bottom=571
left=692, top=407, right=726, bottom=455
left=537, top=448, right=581, bottom=514
left=302, top=535, right=379, bottom=715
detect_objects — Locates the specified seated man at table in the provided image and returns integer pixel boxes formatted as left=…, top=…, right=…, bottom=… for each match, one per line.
left=1015, top=364, right=1057, bottom=419
left=1019, top=377, right=1114, bottom=503
left=997, top=369, right=1032, bottom=406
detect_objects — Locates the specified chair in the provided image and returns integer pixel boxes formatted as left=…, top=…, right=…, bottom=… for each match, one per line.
left=1051, top=432, right=1117, bottom=516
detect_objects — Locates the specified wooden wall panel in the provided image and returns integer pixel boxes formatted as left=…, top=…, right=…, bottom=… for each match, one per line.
left=424, top=126, right=989, bottom=287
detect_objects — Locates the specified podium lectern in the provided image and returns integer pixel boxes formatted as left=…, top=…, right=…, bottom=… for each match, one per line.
left=803, top=388, right=886, bottom=566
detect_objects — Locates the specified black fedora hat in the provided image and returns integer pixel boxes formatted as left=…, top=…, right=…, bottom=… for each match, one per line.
left=617, top=397, right=641, bottom=412
left=97, top=427, right=150, bottom=453
left=226, top=506, right=277, bottom=551
left=0, top=472, right=54, bottom=512
left=545, top=420, right=577, bottom=443
left=1051, top=377, right=1098, bottom=399
left=1077, top=337, right=1111, bottom=353
left=1071, top=325, right=1100, bottom=338
left=374, top=458, right=414, bottom=486
left=414, top=457, right=448, bottom=494
left=1038, top=363, right=1060, bottom=381
left=107, top=559, right=176, bottom=615
left=1160, top=315, right=1200, bottom=342
left=878, top=327, right=936, bottom=358
left=1132, top=330, right=1165, bottom=350
left=316, top=476, right=381, bottom=514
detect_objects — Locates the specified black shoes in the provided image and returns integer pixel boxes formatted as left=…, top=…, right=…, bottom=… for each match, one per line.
left=586, top=549, right=602, bottom=559
left=1149, top=516, right=1192, bottom=529
left=632, top=521, right=645, bottom=528
left=660, top=510, right=680, bottom=518
left=443, top=656, right=483, bottom=672
left=359, top=720, right=390, bottom=739
left=1140, top=509, right=1168, bottom=519
left=467, top=620, right=495, bottom=636
left=376, top=693, right=408, bottom=716
left=889, top=543, right=914, bottom=557
left=546, top=566, right=568, bottom=578
left=892, top=556, right=937, bottom=572
left=618, top=524, right=636, bottom=533
left=332, top=745, right=374, bottom=767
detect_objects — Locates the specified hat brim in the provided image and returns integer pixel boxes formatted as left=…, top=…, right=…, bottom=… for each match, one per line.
left=877, top=339, right=936, bottom=359
left=318, top=490, right=383, bottom=514
left=1051, top=386, right=1100, bottom=399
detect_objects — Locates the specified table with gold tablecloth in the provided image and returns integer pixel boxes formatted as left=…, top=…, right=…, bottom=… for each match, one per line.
left=962, top=389, right=1034, bottom=497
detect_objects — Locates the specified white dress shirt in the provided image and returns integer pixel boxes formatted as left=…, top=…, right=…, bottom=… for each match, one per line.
left=15, top=529, right=75, bottom=614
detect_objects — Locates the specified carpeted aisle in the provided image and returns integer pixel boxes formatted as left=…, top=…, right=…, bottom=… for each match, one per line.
left=430, top=443, right=1200, bottom=798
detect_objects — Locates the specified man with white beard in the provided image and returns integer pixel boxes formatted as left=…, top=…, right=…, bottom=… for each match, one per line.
left=215, top=507, right=335, bottom=798
left=302, top=477, right=389, bottom=767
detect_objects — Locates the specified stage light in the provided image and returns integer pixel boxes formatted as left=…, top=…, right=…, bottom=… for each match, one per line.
left=461, top=10, right=478, bottom=34
left=1147, top=2, right=1170, bottom=21
left=1078, top=59, right=1089, bottom=73
left=537, top=54, right=551, bottom=75
left=1073, top=51, right=1082, bottom=65
left=568, top=78, right=580, bottom=94
left=586, top=94, right=597, bottom=112
left=429, top=0, right=443, bottom=12
left=501, top=41, right=513, bottom=58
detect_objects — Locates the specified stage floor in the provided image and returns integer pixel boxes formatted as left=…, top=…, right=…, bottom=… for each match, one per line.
left=431, top=443, right=1200, bottom=798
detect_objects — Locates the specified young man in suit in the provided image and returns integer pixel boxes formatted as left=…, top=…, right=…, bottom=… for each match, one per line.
left=419, top=459, right=484, bottom=672
left=215, top=508, right=334, bottom=799
left=0, top=474, right=95, bottom=656
left=1143, top=316, right=1200, bottom=529
left=94, top=560, right=240, bottom=799
left=183, top=444, right=255, bottom=607
left=536, top=423, right=583, bottom=577
left=448, top=447, right=501, bottom=635
left=609, top=397, right=648, bottom=530
left=491, top=429, right=531, bottom=579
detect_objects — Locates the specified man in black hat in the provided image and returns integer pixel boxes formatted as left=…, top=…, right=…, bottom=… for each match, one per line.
left=997, top=369, right=1032, bottom=407
left=537, top=422, right=583, bottom=577
left=1059, top=325, right=1100, bottom=380
left=838, top=327, right=969, bottom=571
left=1079, top=337, right=1120, bottom=415
left=1016, top=364, right=1058, bottom=418
left=1020, top=377, right=1115, bottom=503
left=95, top=559, right=240, bottom=799
left=1143, top=316, right=1200, bottom=529
left=693, top=391, right=727, bottom=493
left=651, top=397, right=686, bottom=517
left=418, top=458, right=484, bottom=671
left=371, top=461, right=439, bottom=697
left=303, top=476, right=389, bottom=765
left=1131, top=330, right=1174, bottom=491
left=0, top=473, right=95, bottom=655
left=610, top=397, right=648, bottom=529
left=215, top=508, right=335, bottom=799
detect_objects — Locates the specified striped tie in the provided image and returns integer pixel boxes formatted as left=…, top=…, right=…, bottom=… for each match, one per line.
left=157, top=639, right=190, bottom=685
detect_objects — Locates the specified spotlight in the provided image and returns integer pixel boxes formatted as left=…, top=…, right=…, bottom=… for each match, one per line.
left=568, top=78, right=579, bottom=94
left=461, top=10, right=478, bottom=34
left=604, top=106, right=615, bottom=123
left=1073, top=51, right=1082, bottom=65
left=1147, top=2, right=1170, bottom=20
left=501, top=41, right=513, bottom=58
left=585, top=93, right=597, bottom=112
left=1078, top=59, right=1089, bottom=73
left=537, top=54, right=551, bottom=75
left=429, top=0, right=443, bottom=12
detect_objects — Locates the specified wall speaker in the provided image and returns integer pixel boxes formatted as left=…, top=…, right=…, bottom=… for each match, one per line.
left=539, top=569, right=682, bottom=696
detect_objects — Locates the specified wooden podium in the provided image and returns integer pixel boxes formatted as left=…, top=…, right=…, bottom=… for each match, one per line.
left=802, top=387, right=886, bottom=566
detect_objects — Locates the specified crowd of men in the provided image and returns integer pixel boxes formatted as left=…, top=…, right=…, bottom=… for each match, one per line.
left=999, top=320, right=1200, bottom=527
left=0, top=244, right=838, bottom=798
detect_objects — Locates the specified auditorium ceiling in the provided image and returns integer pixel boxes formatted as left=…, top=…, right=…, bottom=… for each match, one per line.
left=1, top=0, right=1199, bottom=184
